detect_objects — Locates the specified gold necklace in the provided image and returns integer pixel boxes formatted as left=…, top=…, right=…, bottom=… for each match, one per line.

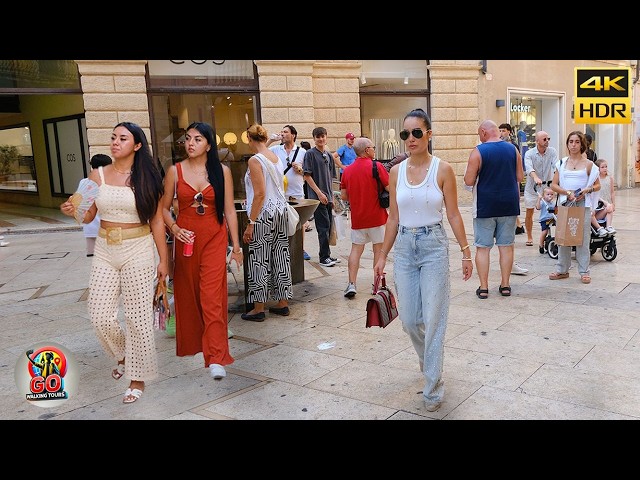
left=113, top=164, right=132, bottom=175
left=407, top=157, right=431, bottom=184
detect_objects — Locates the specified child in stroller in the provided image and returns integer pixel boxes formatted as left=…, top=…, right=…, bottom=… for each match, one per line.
left=536, top=186, right=556, bottom=255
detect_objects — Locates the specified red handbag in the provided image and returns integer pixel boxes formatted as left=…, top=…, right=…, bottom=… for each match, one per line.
left=366, top=274, right=399, bottom=328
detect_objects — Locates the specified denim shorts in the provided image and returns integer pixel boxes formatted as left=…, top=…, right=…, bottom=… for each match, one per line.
left=473, top=216, right=516, bottom=247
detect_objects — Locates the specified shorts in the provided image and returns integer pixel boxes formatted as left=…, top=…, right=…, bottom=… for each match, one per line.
left=351, top=225, right=385, bottom=245
left=539, top=219, right=552, bottom=232
left=524, top=190, right=539, bottom=209
left=473, top=216, right=516, bottom=248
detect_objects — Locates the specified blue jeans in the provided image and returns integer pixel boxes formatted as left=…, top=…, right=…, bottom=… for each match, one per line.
left=393, top=223, right=450, bottom=405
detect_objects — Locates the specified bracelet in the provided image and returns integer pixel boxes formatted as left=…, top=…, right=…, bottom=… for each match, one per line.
left=169, top=222, right=177, bottom=233
left=380, top=250, right=388, bottom=256
left=460, top=244, right=470, bottom=252
left=232, top=248, right=242, bottom=254
left=462, top=257, right=472, bottom=261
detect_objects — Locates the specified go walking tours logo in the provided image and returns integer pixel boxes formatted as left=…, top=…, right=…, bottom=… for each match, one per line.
left=14, top=342, right=79, bottom=408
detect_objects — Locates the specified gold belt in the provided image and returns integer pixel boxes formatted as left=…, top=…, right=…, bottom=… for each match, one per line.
left=99, top=225, right=151, bottom=245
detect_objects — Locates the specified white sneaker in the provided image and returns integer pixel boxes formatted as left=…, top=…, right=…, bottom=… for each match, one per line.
left=0, top=235, right=4, bottom=240
left=511, top=263, right=528, bottom=275
left=596, top=227, right=607, bottom=237
left=344, top=282, right=357, bottom=298
left=0, top=241, right=9, bottom=247
left=606, top=226, right=616, bottom=234
left=209, top=364, right=226, bottom=379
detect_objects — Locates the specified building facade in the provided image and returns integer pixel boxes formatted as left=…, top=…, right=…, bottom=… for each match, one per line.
left=0, top=59, right=637, bottom=209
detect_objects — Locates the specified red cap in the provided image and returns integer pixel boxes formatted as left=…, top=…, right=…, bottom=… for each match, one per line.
left=345, top=132, right=355, bottom=140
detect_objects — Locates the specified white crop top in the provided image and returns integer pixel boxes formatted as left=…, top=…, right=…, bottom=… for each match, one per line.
left=396, top=156, right=443, bottom=228
left=94, top=166, right=141, bottom=223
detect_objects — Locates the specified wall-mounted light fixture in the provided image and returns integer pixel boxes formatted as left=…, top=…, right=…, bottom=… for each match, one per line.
left=216, top=134, right=221, bottom=146
left=495, top=99, right=506, bottom=108
left=403, top=76, right=409, bottom=85
left=223, top=132, right=238, bottom=145
left=360, top=73, right=366, bottom=85
left=241, top=131, right=249, bottom=144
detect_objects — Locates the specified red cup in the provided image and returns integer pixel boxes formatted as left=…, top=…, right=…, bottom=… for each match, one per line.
left=183, top=235, right=194, bottom=257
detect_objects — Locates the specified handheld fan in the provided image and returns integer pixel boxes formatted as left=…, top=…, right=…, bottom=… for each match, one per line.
left=70, top=178, right=99, bottom=224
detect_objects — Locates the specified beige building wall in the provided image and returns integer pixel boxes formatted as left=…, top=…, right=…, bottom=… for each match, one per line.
left=72, top=59, right=637, bottom=198
left=75, top=60, right=150, bottom=160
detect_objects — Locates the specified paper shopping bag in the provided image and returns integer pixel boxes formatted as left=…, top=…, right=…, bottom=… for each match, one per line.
left=555, top=205, right=585, bottom=246
left=329, top=218, right=337, bottom=246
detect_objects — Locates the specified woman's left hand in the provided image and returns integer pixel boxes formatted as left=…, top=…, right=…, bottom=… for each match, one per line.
left=461, top=259, right=473, bottom=281
left=230, top=250, right=243, bottom=271
left=243, top=225, right=254, bottom=243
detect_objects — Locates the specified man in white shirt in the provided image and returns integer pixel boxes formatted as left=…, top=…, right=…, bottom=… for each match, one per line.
left=267, top=124, right=310, bottom=259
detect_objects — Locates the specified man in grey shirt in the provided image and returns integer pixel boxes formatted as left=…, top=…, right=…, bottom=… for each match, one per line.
left=523, top=131, right=558, bottom=247
left=303, top=126, right=340, bottom=267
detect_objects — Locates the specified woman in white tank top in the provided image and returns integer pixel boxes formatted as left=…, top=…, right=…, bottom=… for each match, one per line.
left=374, top=108, right=473, bottom=413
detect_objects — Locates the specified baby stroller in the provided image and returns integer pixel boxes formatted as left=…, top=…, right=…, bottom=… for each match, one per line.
left=546, top=202, right=617, bottom=262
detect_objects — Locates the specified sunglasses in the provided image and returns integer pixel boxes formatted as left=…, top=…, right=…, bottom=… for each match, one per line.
left=194, top=192, right=205, bottom=215
left=399, top=128, right=429, bottom=141
left=322, top=153, right=329, bottom=165
left=543, top=137, right=550, bottom=141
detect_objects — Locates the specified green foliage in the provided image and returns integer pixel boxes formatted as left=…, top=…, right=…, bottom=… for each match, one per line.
left=0, top=144, right=21, bottom=176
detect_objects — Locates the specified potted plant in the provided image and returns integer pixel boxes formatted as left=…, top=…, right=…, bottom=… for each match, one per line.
left=0, top=144, right=21, bottom=183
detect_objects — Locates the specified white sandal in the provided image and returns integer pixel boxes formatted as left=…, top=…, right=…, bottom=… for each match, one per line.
left=123, top=388, right=143, bottom=404
left=112, top=363, right=125, bottom=380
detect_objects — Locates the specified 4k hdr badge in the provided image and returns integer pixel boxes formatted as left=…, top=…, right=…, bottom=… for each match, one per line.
left=575, top=67, right=632, bottom=124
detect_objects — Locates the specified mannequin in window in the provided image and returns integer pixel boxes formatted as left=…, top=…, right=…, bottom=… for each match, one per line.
left=383, top=128, right=400, bottom=160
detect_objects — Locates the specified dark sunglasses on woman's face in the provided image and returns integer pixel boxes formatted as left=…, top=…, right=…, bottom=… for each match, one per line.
left=194, top=192, right=205, bottom=215
left=399, top=128, right=429, bottom=141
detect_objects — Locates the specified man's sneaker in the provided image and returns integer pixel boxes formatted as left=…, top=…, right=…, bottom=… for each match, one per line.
left=511, top=263, right=528, bottom=275
left=515, top=226, right=525, bottom=235
left=319, top=258, right=336, bottom=267
left=344, top=282, right=357, bottom=298
left=596, top=227, right=607, bottom=237
left=329, top=257, right=341, bottom=263
left=303, top=250, right=311, bottom=260
left=0, top=241, right=9, bottom=247
left=605, top=226, right=616, bottom=234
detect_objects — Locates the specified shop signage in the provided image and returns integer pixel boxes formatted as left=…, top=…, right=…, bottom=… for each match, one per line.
left=575, top=67, right=631, bottom=124
left=510, top=104, right=531, bottom=113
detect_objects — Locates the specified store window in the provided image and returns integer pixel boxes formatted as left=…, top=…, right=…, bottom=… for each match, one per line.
left=147, top=61, right=259, bottom=198
left=508, top=92, right=563, bottom=157
left=0, top=124, right=36, bottom=192
left=359, top=60, right=429, bottom=162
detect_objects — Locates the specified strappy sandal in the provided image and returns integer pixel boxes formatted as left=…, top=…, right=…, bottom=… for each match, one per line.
left=123, top=388, right=143, bottom=404
left=476, top=287, right=489, bottom=299
left=498, top=285, right=512, bottom=296
left=111, top=363, right=125, bottom=380
left=549, top=272, right=569, bottom=280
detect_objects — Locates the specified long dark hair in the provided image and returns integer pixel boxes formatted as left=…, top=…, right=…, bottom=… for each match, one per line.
left=116, top=122, right=164, bottom=223
left=186, top=122, right=225, bottom=224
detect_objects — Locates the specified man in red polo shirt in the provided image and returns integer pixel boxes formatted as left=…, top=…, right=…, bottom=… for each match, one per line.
left=340, top=137, right=389, bottom=298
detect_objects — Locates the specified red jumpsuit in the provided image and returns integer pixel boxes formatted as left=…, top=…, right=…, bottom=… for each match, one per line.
left=173, top=163, right=234, bottom=368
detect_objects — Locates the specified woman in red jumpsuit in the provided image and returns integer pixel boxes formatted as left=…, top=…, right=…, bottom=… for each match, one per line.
left=162, top=122, right=243, bottom=379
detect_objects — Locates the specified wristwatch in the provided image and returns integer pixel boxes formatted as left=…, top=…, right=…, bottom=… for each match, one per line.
left=247, top=218, right=256, bottom=225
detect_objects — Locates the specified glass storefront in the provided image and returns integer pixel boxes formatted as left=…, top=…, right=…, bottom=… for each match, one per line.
left=147, top=60, right=259, bottom=198
left=359, top=60, right=429, bottom=162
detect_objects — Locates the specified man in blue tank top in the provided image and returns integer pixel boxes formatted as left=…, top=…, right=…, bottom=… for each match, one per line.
left=464, top=120, right=524, bottom=299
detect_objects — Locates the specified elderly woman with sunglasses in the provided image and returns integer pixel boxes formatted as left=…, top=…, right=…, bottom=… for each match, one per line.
left=240, top=124, right=293, bottom=321
left=161, top=122, right=242, bottom=380
left=374, top=108, right=473, bottom=413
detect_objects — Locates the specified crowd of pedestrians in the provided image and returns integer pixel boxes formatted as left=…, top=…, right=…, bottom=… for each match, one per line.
left=56, top=111, right=616, bottom=413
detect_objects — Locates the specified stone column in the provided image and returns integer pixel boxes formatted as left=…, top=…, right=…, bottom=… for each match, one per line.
left=428, top=60, right=483, bottom=199
left=74, top=60, right=150, bottom=158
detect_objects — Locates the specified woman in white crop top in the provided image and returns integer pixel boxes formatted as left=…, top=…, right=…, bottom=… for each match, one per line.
left=60, top=122, right=168, bottom=404
left=374, top=108, right=473, bottom=412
